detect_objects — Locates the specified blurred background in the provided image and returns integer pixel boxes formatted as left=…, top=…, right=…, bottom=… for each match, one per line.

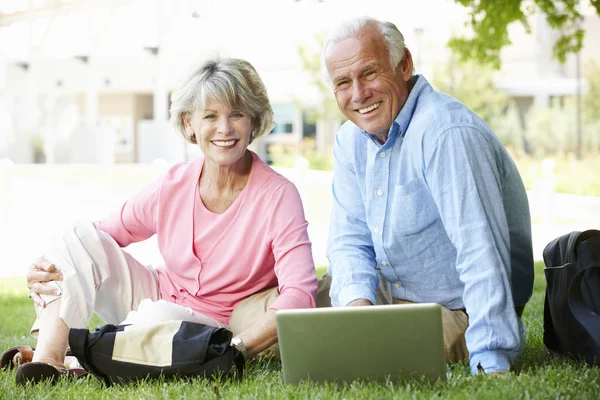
left=1, top=0, right=599, bottom=279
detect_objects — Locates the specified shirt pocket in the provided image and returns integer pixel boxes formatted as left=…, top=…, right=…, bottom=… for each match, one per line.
left=389, top=178, right=437, bottom=237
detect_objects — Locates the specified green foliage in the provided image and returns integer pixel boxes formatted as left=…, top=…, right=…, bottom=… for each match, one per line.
left=583, top=59, right=600, bottom=124
left=513, top=154, right=600, bottom=197
left=296, top=32, right=344, bottom=124
left=523, top=98, right=600, bottom=156
left=449, top=0, right=598, bottom=67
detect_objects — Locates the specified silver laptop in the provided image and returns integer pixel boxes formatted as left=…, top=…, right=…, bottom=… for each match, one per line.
left=276, top=303, right=446, bottom=384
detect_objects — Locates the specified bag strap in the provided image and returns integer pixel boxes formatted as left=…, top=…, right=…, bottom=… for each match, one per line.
left=232, top=348, right=245, bottom=380
left=569, top=266, right=600, bottom=349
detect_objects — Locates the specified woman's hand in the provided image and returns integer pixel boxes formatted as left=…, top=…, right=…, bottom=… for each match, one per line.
left=27, top=257, right=63, bottom=308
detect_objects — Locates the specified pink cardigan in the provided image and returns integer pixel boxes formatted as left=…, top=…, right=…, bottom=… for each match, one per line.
left=95, top=152, right=317, bottom=324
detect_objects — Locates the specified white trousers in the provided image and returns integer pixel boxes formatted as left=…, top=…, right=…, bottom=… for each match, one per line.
left=31, top=221, right=227, bottom=338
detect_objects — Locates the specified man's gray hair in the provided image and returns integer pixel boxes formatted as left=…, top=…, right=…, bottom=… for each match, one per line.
left=170, top=58, right=274, bottom=144
left=322, top=16, right=407, bottom=87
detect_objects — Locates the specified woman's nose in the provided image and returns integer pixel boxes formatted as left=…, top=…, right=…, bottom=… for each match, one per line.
left=217, top=117, right=232, bottom=134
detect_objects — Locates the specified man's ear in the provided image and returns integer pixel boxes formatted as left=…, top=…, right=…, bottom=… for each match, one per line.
left=397, top=48, right=414, bottom=81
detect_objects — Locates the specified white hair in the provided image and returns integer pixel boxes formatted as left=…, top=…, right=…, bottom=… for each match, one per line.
left=169, top=58, right=274, bottom=144
left=322, top=16, right=407, bottom=87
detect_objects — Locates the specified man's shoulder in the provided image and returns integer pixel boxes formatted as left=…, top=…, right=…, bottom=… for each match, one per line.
left=415, top=89, right=482, bottom=132
left=335, top=120, right=367, bottom=152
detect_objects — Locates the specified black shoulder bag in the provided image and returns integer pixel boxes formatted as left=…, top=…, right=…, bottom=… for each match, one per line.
left=543, top=229, right=600, bottom=365
left=68, top=320, right=244, bottom=385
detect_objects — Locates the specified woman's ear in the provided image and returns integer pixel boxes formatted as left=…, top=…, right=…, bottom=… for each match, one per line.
left=183, top=113, right=194, bottom=135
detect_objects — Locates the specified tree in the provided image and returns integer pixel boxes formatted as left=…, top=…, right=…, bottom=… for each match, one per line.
left=296, top=32, right=344, bottom=157
left=449, top=0, right=600, bottom=68
left=583, top=59, right=600, bottom=123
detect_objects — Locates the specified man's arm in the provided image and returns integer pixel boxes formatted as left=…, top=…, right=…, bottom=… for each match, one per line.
left=425, top=126, right=524, bottom=375
left=327, top=133, right=378, bottom=307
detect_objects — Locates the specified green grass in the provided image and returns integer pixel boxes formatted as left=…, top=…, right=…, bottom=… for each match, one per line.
left=2, top=262, right=599, bottom=399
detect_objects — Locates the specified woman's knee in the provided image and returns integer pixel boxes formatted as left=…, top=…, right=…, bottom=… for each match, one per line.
left=229, top=287, right=279, bottom=335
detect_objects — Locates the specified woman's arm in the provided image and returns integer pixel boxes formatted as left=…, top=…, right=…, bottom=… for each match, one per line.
left=233, top=182, right=317, bottom=358
left=94, top=173, right=163, bottom=247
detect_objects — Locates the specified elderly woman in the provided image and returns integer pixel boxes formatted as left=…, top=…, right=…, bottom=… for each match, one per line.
left=2, top=58, right=318, bottom=384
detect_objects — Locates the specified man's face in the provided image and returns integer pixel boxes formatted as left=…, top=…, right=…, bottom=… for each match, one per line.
left=325, top=26, right=413, bottom=141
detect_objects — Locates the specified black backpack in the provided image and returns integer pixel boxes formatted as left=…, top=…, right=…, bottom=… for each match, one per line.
left=542, top=229, right=600, bottom=365
left=68, top=320, right=244, bottom=385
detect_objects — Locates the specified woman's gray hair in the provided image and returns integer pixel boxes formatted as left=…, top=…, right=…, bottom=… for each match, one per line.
left=170, top=58, right=275, bottom=144
left=322, top=16, right=407, bottom=87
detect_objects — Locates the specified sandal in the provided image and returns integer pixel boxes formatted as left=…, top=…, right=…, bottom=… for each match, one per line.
left=1, top=346, right=74, bottom=370
left=1, top=346, right=34, bottom=370
left=15, top=362, right=88, bottom=385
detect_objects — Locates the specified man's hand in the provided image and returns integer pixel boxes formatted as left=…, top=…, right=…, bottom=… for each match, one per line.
left=347, top=298, right=373, bottom=306
left=27, top=257, right=63, bottom=308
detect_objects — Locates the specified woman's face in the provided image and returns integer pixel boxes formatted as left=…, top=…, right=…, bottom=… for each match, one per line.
left=185, top=100, right=254, bottom=167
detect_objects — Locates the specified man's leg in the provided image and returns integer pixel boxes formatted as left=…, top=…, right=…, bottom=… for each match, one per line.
left=392, top=299, right=469, bottom=363
left=316, top=269, right=392, bottom=307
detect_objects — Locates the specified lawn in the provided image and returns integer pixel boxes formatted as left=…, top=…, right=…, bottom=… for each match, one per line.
left=1, top=263, right=600, bottom=399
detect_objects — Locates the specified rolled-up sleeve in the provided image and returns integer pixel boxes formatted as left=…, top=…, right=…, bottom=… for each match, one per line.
left=266, top=182, right=317, bottom=311
left=326, top=134, right=378, bottom=307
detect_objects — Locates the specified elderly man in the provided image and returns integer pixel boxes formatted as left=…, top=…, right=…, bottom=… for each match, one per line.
left=323, top=16, right=534, bottom=375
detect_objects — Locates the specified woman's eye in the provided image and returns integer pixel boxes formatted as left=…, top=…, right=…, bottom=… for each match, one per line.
left=232, top=112, right=244, bottom=118
left=203, top=114, right=216, bottom=120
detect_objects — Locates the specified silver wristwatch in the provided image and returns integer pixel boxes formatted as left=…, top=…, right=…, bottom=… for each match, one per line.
left=231, top=337, right=248, bottom=360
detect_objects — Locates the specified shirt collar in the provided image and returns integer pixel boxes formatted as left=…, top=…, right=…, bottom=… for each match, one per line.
left=393, top=74, right=430, bottom=138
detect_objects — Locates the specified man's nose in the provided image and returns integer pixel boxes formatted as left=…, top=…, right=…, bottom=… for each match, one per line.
left=351, top=80, right=370, bottom=104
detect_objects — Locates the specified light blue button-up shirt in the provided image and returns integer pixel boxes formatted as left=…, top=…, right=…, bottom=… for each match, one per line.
left=327, top=75, right=534, bottom=374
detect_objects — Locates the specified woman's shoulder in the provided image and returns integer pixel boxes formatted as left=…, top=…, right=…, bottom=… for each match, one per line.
left=150, top=157, right=204, bottom=191
left=249, top=152, right=298, bottom=197
left=159, top=157, right=203, bottom=184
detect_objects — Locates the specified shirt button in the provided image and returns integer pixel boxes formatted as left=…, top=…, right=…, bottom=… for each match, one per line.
left=380, top=152, right=386, bottom=158
left=377, top=189, right=383, bottom=196
left=374, top=227, right=380, bottom=233
left=381, top=261, right=388, bottom=266
left=179, top=289, right=185, bottom=293
left=393, top=283, right=401, bottom=289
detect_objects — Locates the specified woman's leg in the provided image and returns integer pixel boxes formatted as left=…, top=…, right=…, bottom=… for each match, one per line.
left=29, top=221, right=161, bottom=369
left=228, top=286, right=280, bottom=356
left=120, top=299, right=228, bottom=329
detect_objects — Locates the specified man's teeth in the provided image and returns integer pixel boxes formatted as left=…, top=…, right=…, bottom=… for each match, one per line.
left=359, top=102, right=381, bottom=114
left=213, top=140, right=236, bottom=147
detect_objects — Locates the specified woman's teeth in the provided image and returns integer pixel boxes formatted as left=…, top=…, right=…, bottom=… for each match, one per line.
left=213, top=140, right=237, bottom=147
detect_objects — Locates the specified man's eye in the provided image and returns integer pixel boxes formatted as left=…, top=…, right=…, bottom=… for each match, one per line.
left=364, top=71, right=376, bottom=80
left=336, top=81, right=350, bottom=90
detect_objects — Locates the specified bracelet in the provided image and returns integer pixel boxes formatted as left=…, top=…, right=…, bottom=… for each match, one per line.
left=230, top=337, right=248, bottom=360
